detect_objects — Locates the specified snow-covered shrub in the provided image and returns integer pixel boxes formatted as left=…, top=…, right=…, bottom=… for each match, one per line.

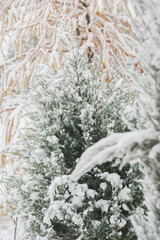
left=6, top=48, right=144, bottom=239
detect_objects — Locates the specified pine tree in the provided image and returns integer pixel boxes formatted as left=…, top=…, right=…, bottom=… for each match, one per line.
left=0, top=1, right=142, bottom=217
left=7, top=47, right=144, bottom=239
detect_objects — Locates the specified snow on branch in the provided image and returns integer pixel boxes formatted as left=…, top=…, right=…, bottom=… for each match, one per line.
left=72, top=128, right=159, bottom=181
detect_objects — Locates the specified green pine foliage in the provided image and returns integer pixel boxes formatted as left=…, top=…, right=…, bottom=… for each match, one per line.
left=7, top=48, right=144, bottom=240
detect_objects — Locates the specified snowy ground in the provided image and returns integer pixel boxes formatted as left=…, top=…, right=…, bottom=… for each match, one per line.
left=0, top=215, right=23, bottom=240
left=0, top=216, right=15, bottom=240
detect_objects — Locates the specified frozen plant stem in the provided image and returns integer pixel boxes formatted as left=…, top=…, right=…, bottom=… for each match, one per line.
left=14, top=216, right=18, bottom=240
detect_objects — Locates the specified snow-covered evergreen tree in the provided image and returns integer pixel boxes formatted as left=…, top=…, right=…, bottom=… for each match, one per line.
left=72, top=1, right=160, bottom=239
left=6, top=47, right=144, bottom=239
left=0, top=0, right=139, bottom=165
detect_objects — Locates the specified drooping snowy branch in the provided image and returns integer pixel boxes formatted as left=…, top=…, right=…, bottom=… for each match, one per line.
left=72, top=128, right=159, bottom=181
